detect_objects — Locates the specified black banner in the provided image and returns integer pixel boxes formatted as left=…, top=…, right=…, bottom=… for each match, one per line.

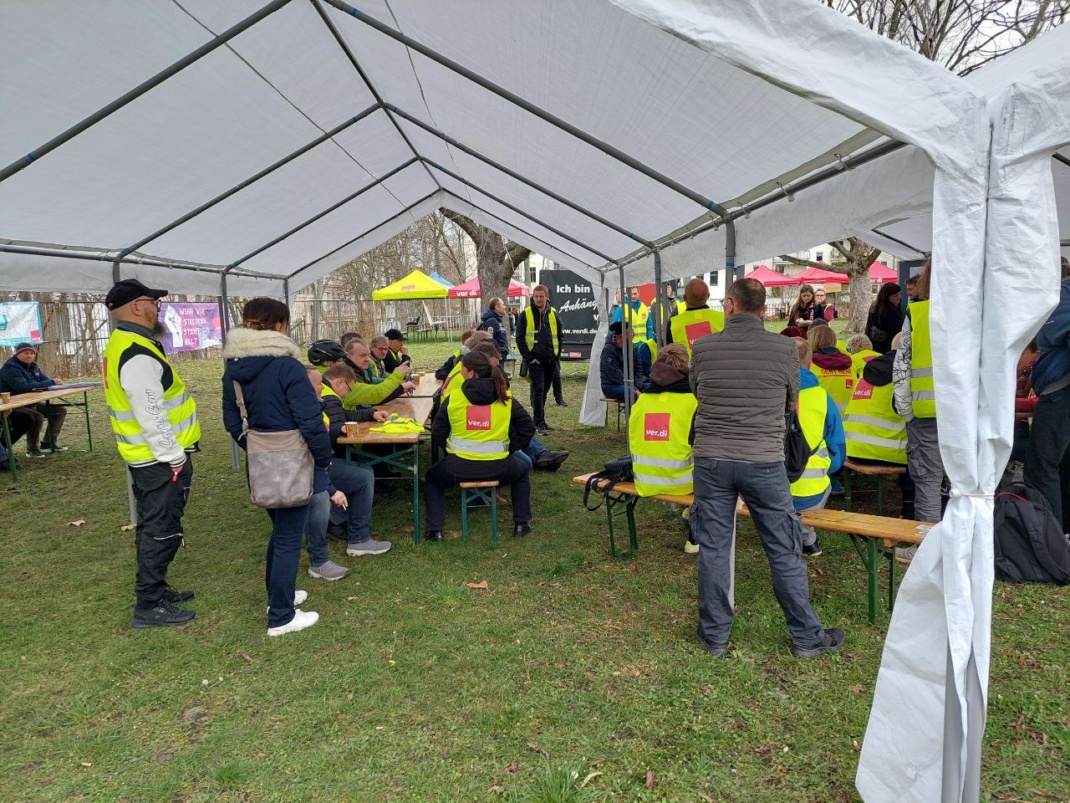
left=542, top=269, right=598, bottom=360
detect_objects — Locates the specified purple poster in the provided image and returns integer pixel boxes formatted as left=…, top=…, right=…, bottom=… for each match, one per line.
left=158, top=302, right=223, bottom=354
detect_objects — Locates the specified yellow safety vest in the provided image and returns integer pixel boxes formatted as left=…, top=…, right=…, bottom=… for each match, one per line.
left=103, top=329, right=200, bottom=464
left=441, top=360, right=464, bottom=400
left=628, top=390, right=698, bottom=496
left=622, top=301, right=650, bottom=343
left=844, top=372, right=907, bottom=465
left=366, top=356, right=385, bottom=383
left=910, top=300, right=936, bottom=418
left=446, top=388, right=511, bottom=461
left=670, top=307, right=725, bottom=356
left=850, top=349, right=881, bottom=380
left=836, top=339, right=849, bottom=355
left=815, top=364, right=854, bottom=415
left=637, top=337, right=658, bottom=364
left=789, top=384, right=832, bottom=498
left=523, top=306, right=560, bottom=353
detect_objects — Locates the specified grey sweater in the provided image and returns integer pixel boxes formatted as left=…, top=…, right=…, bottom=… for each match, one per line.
left=689, top=313, right=799, bottom=462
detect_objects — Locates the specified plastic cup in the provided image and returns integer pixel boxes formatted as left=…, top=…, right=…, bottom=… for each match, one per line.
left=0, top=391, right=10, bottom=403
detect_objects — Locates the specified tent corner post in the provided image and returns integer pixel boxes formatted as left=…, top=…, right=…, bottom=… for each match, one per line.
left=112, top=257, right=121, bottom=284
left=653, top=248, right=664, bottom=348
left=725, top=219, right=740, bottom=281
left=617, top=264, right=632, bottom=422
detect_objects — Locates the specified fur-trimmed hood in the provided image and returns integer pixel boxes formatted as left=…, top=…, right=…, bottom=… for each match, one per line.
left=222, top=326, right=302, bottom=360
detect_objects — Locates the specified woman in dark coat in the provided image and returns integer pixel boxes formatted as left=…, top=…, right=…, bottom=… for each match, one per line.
left=865, top=282, right=904, bottom=354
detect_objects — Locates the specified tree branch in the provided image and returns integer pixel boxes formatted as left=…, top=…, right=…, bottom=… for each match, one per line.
left=440, top=208, right=485, bottom=247
left=777, top=254, right=825, bottom=268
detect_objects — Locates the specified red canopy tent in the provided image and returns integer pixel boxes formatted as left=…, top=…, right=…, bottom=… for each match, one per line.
left=744, top=265, right=799, bottom=287
left=448, top=277, right=531, bottom=299
left=793, top=265, right=851, bottom=284
left=868, top=262, right=899, bottom=283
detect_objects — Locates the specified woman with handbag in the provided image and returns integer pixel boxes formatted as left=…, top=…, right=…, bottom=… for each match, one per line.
left=222, top=298, right=333, bottom=636
left=865, top=282, right=904, bottom=354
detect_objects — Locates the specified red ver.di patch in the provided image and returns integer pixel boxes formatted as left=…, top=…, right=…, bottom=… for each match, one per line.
left=466, top=405, right=492, bottom=430
left=685, top=321, right=712, bottom=350
left=644, top=413, right=670, bottom=441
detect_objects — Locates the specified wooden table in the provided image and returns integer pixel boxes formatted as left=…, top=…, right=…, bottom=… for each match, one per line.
left=1, top=384, right=101, bottom=482
left=336, top=395, right=436, bottom=542
left=408, top=376, right=443, bottom=398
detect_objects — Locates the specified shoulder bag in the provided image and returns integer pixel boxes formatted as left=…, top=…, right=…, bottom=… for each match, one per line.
left=233, top=381, right=314, bottom=509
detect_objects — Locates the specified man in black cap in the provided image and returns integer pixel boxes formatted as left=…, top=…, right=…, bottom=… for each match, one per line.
left=103, top=279, right=201, bottom=629
left=599, top=321, right=648, bottom=404
left=0, top=341, right=68, bottom=457
left=383, top=328, right=411, bottom=374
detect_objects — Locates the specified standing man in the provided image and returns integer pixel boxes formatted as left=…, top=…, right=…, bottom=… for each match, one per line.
left=103, top=279, right=200, bottom=629
left=515, top=285, right=561, bottom=435
left=667, top=278, right=725, bottom=357
left=690, top=278, right=844, bottom=658
left=620, top=287, right=654, bottom=343
left=648, top=282, right=682, bottom=344
left=0, top=342, right=68, bottom=456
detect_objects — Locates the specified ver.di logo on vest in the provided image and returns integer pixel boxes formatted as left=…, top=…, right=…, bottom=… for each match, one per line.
left=685, top=321, right=712, bottom=350
left=466, top=405, right=492, bottom=430
left=644, top=413, right=670, bottom=441
left=852, top=378, right=874, bottom=400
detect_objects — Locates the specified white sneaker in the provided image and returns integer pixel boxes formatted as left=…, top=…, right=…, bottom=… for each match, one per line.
left=267, top=609, right=319, bottom=637
left=895, top=545, right=918, bottom=565
left=266, top=590, right=308, bottom=613
left=683, top=540, right=699, bottom=555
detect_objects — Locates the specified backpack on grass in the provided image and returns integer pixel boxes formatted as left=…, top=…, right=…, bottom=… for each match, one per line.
left=993, top=484, right=1070, bottom=585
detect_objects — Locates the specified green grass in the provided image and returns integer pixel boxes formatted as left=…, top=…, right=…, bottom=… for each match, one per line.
left=1, top=341, right=1067, bottom=801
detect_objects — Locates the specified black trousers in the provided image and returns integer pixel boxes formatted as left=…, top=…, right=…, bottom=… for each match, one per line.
left=552, top=360, right=564, bottom=403
left=424, top=455, right=532, bottom=531
left=130, top=458, right=193, bottom=606
left=527, top=358, right=556, bottom=426
left=1025, top=385, right=1070, bottom=530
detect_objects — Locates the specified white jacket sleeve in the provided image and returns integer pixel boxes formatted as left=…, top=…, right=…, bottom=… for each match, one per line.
left=892, top=317, right=914, bottom=421
left=119, top=354, right=187, bottom=466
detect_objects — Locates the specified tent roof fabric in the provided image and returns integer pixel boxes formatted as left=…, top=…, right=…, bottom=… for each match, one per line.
left=743, top=265, right=799, bottom=287
left=794, top=266, right=850, bottom=284
left=0, top=0, right=986, bottom=298
left=370, top=269, right=447, bottom=300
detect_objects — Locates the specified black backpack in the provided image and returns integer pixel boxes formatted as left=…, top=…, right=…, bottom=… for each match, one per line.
left=784, top=407, right=812, bottom=484
left=582, top=456, right=634, bottom=511
left=993, top=484, right=1070, bottom=585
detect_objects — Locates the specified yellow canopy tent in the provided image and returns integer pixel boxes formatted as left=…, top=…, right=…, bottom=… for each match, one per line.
left=371, top=269, right=449, bottom=300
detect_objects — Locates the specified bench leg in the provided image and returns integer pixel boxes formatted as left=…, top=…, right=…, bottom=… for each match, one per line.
left=604, top=492, right=638, bottom=558
left=849, top=534, right=880, bottom=624
left=888, top=548, right=897, bottom=613
left=461, top=488, right=470, bottom=542
left=490, top=492, right=499, bottom=543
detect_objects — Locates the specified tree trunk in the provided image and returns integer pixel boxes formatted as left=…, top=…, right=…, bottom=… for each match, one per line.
left=778, top=236, right=881, bottom=337
left=845, top=268, right=871, bottom=336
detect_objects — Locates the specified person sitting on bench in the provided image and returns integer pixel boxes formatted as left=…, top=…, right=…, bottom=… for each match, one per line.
left=0, top=342, right=68, bottom=456
left=600, top=321, right=648, bottom=404
left=790, top=337, right=845, bottom=558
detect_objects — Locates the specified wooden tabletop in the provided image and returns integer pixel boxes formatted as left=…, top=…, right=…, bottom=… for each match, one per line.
left=336, top=395, right=435, bottom=446
left=408, top=375, right=443, bottom=398
left=0, top=384, right=101, bottom=413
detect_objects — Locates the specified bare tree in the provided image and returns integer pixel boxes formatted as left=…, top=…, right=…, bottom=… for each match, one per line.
left=777, top=0, right=1068, bottom=334
left=440, top=210, right=531, bottom=340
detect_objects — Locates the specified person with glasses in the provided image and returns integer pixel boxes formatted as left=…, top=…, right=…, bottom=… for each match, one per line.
left=103, top=279, right=201, bottom=630
left=366, top=335, right=391, bottom=384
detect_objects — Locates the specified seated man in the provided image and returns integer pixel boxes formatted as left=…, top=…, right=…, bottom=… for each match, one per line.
left=307, top=340, right=345, bottom=373
left=434, top=329, right=473, bottom=380
left=0, top=342, right=68, bottom=456
left=790, top=338, right=845, bottom=557
left=341, top=339, right=413, bottom=408
left=366, top=336, right=390, bottom=384
left=383, top=328, right=411, bottom=374
left=628, top=344, right=698, bottom=553
left=600, top=321, right=647, bottom=404
left=314, top=364, right=394, bottom=557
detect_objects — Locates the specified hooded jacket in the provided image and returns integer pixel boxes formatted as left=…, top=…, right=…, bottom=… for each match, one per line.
left=794, top=367, right=846, bottom=510
left=862, top=350, right=895, bottom=388
left=0, top=354, right=57, bottom=394
left=642, top=362, right=696, bottom=443
left=1031, top=277, right=1070, bottom=395
left=431, top=376, right=535, bottom=479
left=222, top=327, right=333, bottom=495
left=479, top=308, right=510, bottom=360
left=599, top=336, right=648, bottom=392
left=810, top=347, right=853, bottom=372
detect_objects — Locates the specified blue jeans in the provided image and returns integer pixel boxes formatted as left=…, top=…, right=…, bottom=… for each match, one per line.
left=515, top=434, right=547, bottom=468
left=327, top=459, right=375, bottom=544
left=692, top=457, right=824, bottom=647
left=602, top=384, right=637, bottom=405
left=266, top=503, right=310, bottom=628
left=304, top=491, right=331, bottom=566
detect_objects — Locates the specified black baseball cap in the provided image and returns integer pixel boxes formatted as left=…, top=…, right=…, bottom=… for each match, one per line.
left=609, top=321, right=624, bottom=335
left=384, top=328, right=404, bottom=341
left=105, top=278, right=168, bottom=310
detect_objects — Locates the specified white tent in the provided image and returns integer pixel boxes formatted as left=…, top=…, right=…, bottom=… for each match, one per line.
left=1, top=2, right=1025, bottom=800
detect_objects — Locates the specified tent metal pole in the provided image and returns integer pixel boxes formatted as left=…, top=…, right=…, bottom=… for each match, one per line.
left=614, top=138, right=908, bottom=272
left=112, top=257, right=121, bottom=284
left=726, top=221, right=741, bottom=281
left=619, top=264, right=632, bottom=421
left=285, top=189, right=438, bottom=282
left=219, top=273, right=241, bottom=471
left=225, top=156, right=419, bottom=270
left=1053, top=153, right=1070, bottom=168
left=387, top=105, right=656, bottom=249
left=0, top=242, right=275, bottom=280
left=0, top=0, right=295, bottom=185
left=652, top=248, right=662, bottom=347
left=308, top=0, right=444, bottom=196
left=440, top=190, right=598, bottom=273
left=322, top=0, right=729, bottom=219
left=872, top=227, right=929, bottom=258
left=127, top=102, right=382, bottom=255
left=424, top=160, right=618, bottom=265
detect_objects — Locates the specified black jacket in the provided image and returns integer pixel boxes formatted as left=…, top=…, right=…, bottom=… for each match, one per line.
left=321, top=381, right=376, bottom=458
left=431, top=376, right=535, bottom=479
left=515, top=305, right=560, bottom=362
left=599, top=337, right=647, bottom=392
left=862, top=350, right=896, bottom=387
left=865, top=304, right=905, bottom=353
left=0, top=355, right=56, bottom=394
left=479, top=309, right=510, bottom=360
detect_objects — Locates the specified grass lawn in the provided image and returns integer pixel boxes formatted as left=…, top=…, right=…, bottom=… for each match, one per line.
left=1, top=337, right=1067, bottom=802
